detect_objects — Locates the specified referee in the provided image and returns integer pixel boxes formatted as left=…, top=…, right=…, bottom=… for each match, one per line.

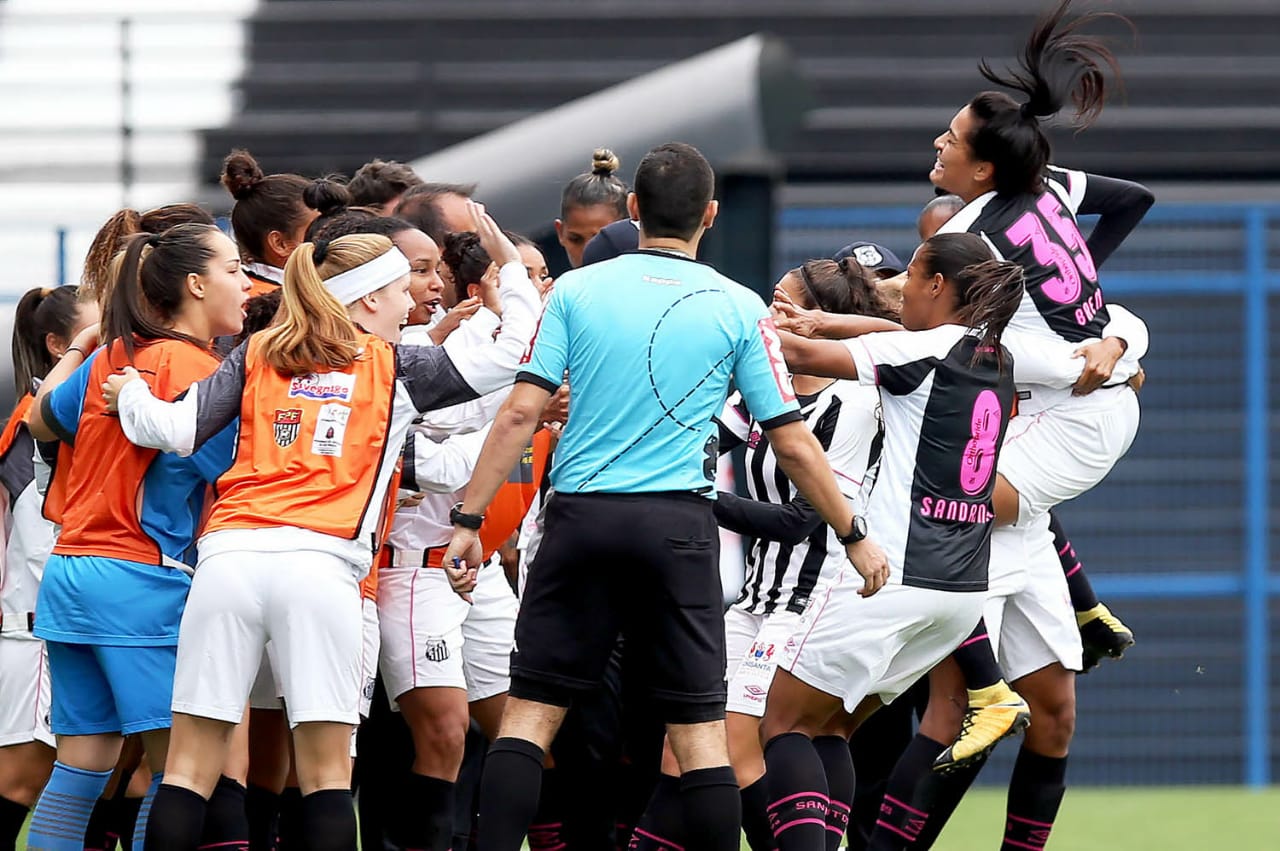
left=444, top=142, right=888, bottom=851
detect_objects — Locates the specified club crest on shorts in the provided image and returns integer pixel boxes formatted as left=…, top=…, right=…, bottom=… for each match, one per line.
left=423, top=636, right=450, bottom=662
left=363, top=677, right=376, bottom=701
left=273, top=408, right=302, bottom=447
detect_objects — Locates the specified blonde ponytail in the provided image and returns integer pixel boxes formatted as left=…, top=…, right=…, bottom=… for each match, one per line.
left=256, top=234, right=396, bottom=376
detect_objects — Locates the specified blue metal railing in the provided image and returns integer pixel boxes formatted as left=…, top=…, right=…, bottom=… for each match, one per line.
left=778, top=202, right=1278, bottom=787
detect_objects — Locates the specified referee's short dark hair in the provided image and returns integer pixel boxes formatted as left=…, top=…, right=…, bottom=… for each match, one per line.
left=633, top=143, right=714, bottom=240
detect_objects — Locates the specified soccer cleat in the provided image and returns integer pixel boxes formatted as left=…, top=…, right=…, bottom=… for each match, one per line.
left=1078, top=603, right=1135, bottom=673
left=933, top=681, right=1031, bottom=774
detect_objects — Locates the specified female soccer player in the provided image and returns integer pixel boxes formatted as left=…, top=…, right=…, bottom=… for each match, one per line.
left=102, top=205, right=538, bottom=851
left=555, top=148, right=629, bottom=268
left=222, top=148, right=347, bottom=295
left=907, top=2, right=1149, bottom=844
left=22, top=224, right=251, bottom=851
left=0, top=286, right=97, bottom=849
left=759, top=232, right=1023, bottom=851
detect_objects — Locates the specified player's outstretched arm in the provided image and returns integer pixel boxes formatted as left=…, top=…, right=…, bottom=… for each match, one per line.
left=767, top=419, right=888, bottom=597
left=778, top=331, right=861, bottom=381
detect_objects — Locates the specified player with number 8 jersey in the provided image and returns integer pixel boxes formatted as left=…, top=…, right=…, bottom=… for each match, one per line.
left=756, top=234, right=1024, bottom=851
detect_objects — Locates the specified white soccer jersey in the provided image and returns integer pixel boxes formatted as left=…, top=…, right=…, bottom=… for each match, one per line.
left=717, top=380, right=880, bottom=615
left=846, top=325, right=1016, bottom=591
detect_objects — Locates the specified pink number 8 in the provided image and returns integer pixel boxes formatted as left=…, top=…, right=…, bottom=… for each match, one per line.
left=960, top=390, right=1001, bottom=496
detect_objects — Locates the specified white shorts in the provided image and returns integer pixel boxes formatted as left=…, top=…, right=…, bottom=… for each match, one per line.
left=378, top=565, right=471, bottom=702
left=0, top=636, right=53, bottom=747
left=999, top=387, right=1140, bottom=525
left=781, top=573, right=985, bottom=713
left=248, top=646, right=283, bottom=711
left=358, top=597, right=380, bottom=719
left=985, top=517, right=1083, bottom=682
left=378, top=556, right=515, bottom=705
left=173, top=549, right=363, bottom=727
left=462, top=558, right=517, bottom=702
left=724, top=606, right=802, bottom=718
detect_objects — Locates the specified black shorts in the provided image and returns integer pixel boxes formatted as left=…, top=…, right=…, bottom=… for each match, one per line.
left=511, top=491, right=726, bottom=724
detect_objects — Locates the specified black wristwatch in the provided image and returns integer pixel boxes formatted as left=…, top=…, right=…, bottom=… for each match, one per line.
left=450, top=502, right=485, bottom=531
left=836, top=515, right=867, bottom=545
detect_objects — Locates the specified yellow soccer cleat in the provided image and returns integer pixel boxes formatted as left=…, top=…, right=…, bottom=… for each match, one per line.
left=1078, top=603, right=1135, bottom=673
left=933, top=681, right=1031, bottom=773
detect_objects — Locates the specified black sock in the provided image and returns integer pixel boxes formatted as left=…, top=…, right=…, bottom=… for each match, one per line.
left=813, top=736, right=853, bottom=851
left=764, top=733, right=829, bottom=851
left=83, top=795, right=113, bottom=851
left=300, top=789, right=356, bottom=851
left=200, top=776, right=248, bottom=851
left=951, top=620, right=1003, bottom=692
left=143, top=784, right=207, bottom=851
left=847, top=693, right=918, bottom=851
left=630, top=774, right=685, bottom=850
left=245, top=784, right=280, bottom=851
left=391, top=772, right=455, bottom=851
left=0, top=795, right=28, bottom=849
left=1049, top=512, right=1098, bottom=612
left=739, top=777, right=776, bottom=851
left=908, top=752, right=988, bottom=849
left=476, top=737, right=543, bottom=851
left=865, top=734, right=944, bottom=851
left=113, top=795, right=144, bottom=851
left=679, top=766, right=740, bottom=851
left=276, top=787, right=303, bottom=851
left=1002, top=749, right=1067, bottom=851
left=528, top=767, right=566, bottom=851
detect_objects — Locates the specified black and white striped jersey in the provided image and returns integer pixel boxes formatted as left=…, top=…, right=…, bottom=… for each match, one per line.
left=717, top=379, right=881, bottom=615
left=937, top=166, right=1109, bottom=346
left=846, top=325, right=1016, bottom=592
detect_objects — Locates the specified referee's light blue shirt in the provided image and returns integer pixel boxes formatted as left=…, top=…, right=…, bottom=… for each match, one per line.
left=518, top=251, right=802, bottom=496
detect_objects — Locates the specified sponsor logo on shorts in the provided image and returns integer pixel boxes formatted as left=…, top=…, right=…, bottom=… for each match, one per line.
left=749, top=641, right=775, bottom=661
left=288, top=371, right=356, bottom=401
left=423, top=637, right=450, bottom=663
left=363, top=677, right=376, bottom=701
left=743, top=684, right=767, bottom=701
left=747, top=429, right=762, bottom=449
left=273, top=408, right=302, bottom=447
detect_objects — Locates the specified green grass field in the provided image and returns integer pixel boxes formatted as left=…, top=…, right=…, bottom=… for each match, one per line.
left=904, top=786, right=1278, bottom=849
left=20, top=787, right=1278, bottom=849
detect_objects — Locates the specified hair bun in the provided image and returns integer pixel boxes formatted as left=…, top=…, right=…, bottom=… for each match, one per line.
left=304, top=178, right=351, bottom=217
left=591, top=148, right=621, bottom=177
left=221, top=149, right=266, bottom=200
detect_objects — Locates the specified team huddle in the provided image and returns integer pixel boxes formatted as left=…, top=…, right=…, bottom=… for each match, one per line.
left=0, top=2, right=1153, bottom=850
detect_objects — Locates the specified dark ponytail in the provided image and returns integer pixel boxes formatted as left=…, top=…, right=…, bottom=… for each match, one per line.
left=969, top=0, right=1129, bottom=196
left=12, top=286, right=82, bottom=394
left=919, top=233, right=1025, bottom=370
left=103, top=224, right=220, bottom=363
left=793, top=258, right=897, bottom=321
left=560, top=148, right=628, bottom=219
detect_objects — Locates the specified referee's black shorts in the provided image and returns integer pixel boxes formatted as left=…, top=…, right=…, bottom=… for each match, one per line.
left=511, top=491, right=726, bottom=724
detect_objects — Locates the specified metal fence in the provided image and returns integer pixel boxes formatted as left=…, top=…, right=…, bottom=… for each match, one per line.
left=778, top=202, right=1274, bottom=786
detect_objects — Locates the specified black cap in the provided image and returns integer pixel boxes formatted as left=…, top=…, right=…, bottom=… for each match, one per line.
left=832, top=241, right=906, bottom=276
left=581, top=219, right=641, bottom=266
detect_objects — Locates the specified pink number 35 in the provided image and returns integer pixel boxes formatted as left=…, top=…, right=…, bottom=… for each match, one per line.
left=1005, top=195, right=1098, bottom=305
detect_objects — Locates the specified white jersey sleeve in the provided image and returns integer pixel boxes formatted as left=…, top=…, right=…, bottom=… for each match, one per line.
left=403, top=427, right=488, bottom=494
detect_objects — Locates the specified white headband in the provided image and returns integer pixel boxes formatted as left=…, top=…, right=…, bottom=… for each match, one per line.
left=323, top=247, right=411, bottom=305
